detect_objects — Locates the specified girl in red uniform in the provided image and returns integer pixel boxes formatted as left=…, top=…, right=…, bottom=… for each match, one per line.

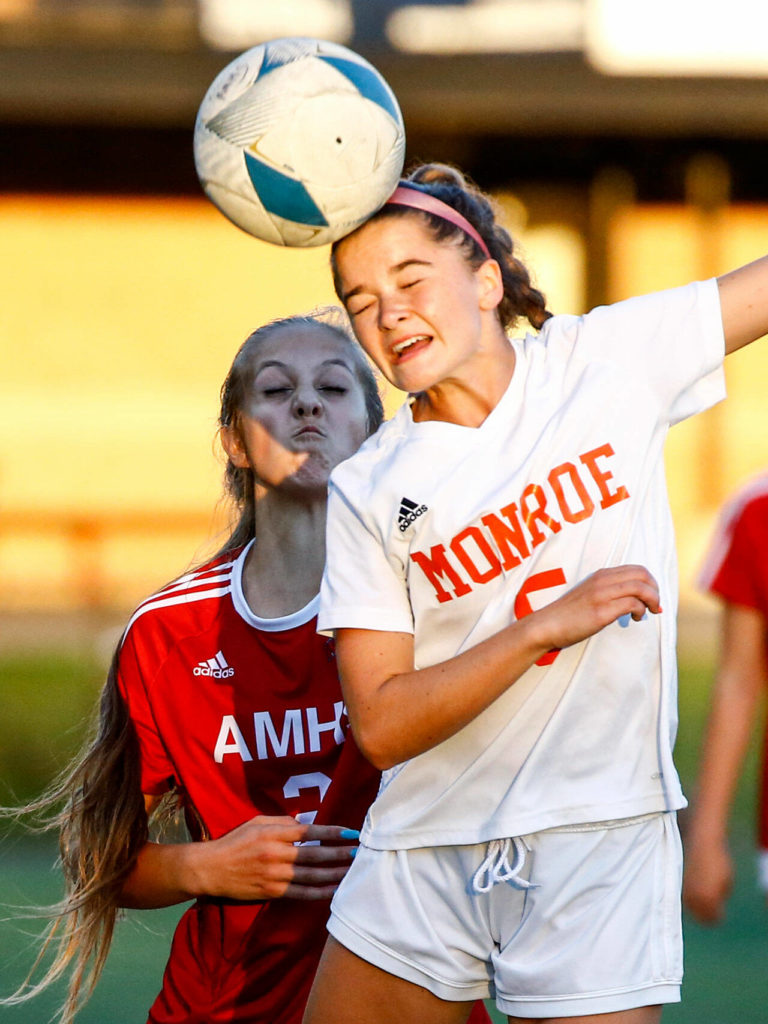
left=4, top=311, right=497, bottom=1024
left=683, top=473, right=768, bottom=923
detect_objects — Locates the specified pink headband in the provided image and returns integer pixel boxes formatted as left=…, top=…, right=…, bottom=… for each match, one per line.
left=385, top=185, right=491, bottom=260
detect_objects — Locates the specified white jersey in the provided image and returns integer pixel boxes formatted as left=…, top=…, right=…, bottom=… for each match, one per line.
left=319, top=279, right=726, bottom=850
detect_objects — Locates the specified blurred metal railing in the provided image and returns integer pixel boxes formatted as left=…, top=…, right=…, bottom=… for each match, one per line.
left=0, top=508, right=226, bottom=610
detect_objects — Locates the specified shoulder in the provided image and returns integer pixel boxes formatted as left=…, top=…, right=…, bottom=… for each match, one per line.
left=121, top=549, right=241, bottom=651
left=520, top=302, right=631, bottom=367
left=719, top=473, right=768, bottom=536
left=584, top=279, right=716, bottom=323
left=539, top=280, right=714, bottom=341
left=329, top=405, right=413, bottom=498
left=533, top=281, right=723, bottom=411
left=700, top=473, right=768, bottom=589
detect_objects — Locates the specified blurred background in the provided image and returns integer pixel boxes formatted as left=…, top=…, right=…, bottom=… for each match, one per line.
left=0, top=1, right=766, bottom=1021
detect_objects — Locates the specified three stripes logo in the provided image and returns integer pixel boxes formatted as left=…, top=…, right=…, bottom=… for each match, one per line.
left=193, top=650, right=235, bottom=679
left=398, top=496, right=428, bottom=533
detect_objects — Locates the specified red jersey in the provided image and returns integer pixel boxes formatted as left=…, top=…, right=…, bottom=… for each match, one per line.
left=699, top=474, right=768, bottom=851
left=118, top=543, right=380, bottom=1024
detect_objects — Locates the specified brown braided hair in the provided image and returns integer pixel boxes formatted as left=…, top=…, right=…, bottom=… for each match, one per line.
left=331, top=162, right=551, bottom=333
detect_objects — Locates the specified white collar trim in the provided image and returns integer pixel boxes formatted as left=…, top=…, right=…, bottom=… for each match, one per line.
left=231, top=539, right=319, bottom=631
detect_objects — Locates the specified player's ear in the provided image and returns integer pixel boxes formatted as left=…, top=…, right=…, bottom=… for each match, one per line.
left=477, top=258, right=504, bottom=312
left=220, top=424, right=249, bottom=469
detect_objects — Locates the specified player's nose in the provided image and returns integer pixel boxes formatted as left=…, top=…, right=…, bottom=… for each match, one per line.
left=378, top=294, right=409, bottom=331
left=292, top=385, right=323, bottom=417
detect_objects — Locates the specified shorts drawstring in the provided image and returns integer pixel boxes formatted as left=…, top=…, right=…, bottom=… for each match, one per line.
left=472, top=836, right=539, bottom=893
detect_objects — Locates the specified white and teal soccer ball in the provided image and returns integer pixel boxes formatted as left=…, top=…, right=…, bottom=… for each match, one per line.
left=193, top=37, right=406, bottom=247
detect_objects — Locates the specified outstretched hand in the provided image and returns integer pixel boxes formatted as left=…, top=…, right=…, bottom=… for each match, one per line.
left=193, top=815, right=359, bottom=902
left=533, top=564, right=661, bottom=654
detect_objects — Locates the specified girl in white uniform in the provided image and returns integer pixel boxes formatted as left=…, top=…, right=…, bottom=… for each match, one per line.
left=303, top=164, right=768, bottom=1024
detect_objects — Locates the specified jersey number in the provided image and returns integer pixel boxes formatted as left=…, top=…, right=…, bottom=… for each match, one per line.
left=284, top=772, right=332, bottom=843
left=514, top=568, right=567, bottom=666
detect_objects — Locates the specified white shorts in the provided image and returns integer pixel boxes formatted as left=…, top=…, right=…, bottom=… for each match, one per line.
left=328, top=812, right=682, bottom=1018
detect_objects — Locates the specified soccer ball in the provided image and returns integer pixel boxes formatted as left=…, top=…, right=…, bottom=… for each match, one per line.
left=193, top=37, right=406, bottom=247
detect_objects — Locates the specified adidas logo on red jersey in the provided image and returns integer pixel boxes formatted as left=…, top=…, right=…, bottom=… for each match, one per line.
left=194, top=650, right=235, bottom=679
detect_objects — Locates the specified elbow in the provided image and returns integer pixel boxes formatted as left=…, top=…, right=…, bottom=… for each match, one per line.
left=118, top=890, right=143, bottom=910
left=353, top=722, right=404, bottom=772
left=117, top=871, right=145, bottom=909
left=118, top=853, right=155, bottom=909
left=366, top=749, right=401, bottom=772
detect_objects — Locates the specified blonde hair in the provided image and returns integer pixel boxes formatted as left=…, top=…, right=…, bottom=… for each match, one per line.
left=1, top=648, right=149, bottom=1024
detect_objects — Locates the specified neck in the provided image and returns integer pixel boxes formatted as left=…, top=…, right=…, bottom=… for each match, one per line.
left=412, top=334, right=516, bottom=427
left=241, top=488, right=327, bottom=618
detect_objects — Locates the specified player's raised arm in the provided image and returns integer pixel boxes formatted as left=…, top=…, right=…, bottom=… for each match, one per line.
left=717, top=253, right=768, bottom=354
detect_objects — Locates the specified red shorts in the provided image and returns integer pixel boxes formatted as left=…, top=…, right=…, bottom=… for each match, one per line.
left=147, top=897, right=492, bottom=1024
left=147, top=898, right=329, bottom=1024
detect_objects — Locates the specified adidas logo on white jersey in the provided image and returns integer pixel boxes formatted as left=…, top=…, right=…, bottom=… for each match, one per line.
left=193, top=650, right=235, bottom=679
left=398, top=496, right=428, bottom=533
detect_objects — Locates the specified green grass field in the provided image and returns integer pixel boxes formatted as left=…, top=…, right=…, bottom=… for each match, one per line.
left=0, top=649, right=765, bottom=1023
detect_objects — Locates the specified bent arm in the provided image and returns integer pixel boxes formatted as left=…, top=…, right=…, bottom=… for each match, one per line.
left=119, top=795, right=202, bottom=909
left=120, top=798, right=360, bottom=908
left=718, top=255, right=768, bottom=354
left=337, top=565, right=661, bottom=770
left=683, top=602, right=767, bottom=923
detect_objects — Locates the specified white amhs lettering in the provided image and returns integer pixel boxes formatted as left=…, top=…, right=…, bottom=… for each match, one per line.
left=213, top=701, right=345, bottom=763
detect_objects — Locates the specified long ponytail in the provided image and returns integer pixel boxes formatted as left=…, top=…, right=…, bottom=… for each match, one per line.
left=1, top=647, right=150, bottom=1023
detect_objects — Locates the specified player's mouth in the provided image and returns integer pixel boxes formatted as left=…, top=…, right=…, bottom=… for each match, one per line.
left=391, top=334, right=431, bottom=362
left=294, top=425, right=325, bottom=438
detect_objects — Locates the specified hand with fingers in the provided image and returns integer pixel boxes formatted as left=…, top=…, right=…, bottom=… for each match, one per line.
left=534, top=564, right=662, bottom=654
left=191, top=815, right=360, bottom=902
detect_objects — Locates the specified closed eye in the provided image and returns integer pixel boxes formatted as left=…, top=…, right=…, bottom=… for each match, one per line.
left=347, top=300, right=373, bottom=318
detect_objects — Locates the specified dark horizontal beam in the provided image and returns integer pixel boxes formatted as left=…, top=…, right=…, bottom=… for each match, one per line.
left=1, top=44, right=767, bottom=139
